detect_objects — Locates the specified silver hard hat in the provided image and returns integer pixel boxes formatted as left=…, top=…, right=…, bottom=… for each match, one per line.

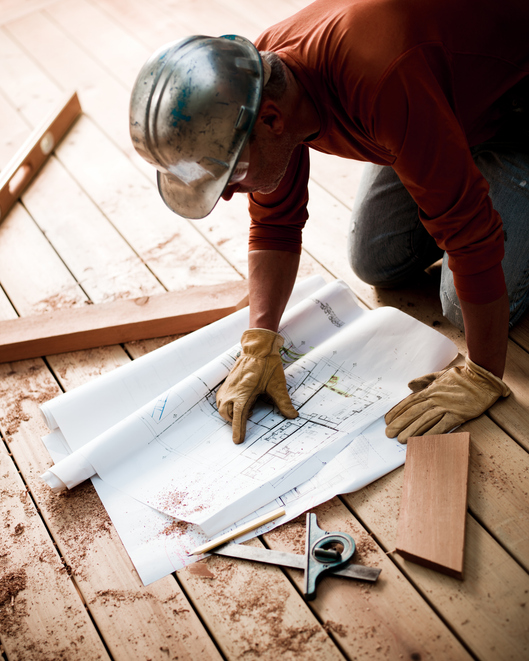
left=130, top=35, right=264, bottom=219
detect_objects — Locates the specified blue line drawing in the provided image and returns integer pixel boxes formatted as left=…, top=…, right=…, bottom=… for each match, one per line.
left=150, top=394, right=169, bottom=422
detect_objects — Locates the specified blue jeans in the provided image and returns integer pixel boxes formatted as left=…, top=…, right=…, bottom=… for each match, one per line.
left=348, top=143, right=529, bottom=330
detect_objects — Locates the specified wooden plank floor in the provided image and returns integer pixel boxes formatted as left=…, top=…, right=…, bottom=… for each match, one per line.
left=0, top=1, right=528, bottom=659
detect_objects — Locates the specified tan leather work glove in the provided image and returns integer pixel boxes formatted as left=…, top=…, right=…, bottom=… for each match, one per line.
left=216, top=328, right=298, bottom=444
left=385, top=357, right=511, bottom=443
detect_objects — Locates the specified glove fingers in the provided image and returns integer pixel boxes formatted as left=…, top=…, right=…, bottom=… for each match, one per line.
left=266, top=369, right=298, bottom=419
left=216, top=384, right=234, bottom=422
left=385, top=401, right=445, bottom=441
left=394, top=411, right=446, bottom=443
left=426, top=414, right=464, bottom=437
left=222, top=401, right=234, bottom=423
left=407, top=371, right=442, bottom=393
left=231, top=397, right=257, bottom=445
left=388, top=407, right=464, bottom=443
left=385, top=391, right=425, bottom=424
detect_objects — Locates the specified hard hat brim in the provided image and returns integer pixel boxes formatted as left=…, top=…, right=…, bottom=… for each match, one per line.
left=157, top=168, right=229, bottom=220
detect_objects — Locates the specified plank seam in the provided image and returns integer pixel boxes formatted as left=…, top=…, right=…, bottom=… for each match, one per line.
left=172, top=571, right=229, bottom=661
left=41, top=7, right=135, bottom=93
left=468, top=497, right=529, bottom=574
left=17, top=190, right=95, bottom=305
left=0, top=434, right=114, bottom=656
left=486, top=409, right=529, bottom=454
left=308, top=175, right=355, bottom=212
left=1, top=21, right=138, bottom=180
left=0, top=281, right=20, bottom=317
left=258, top=533, right=351, bottom=659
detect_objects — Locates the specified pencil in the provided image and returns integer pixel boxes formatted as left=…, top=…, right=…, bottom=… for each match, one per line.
left=189, top=506, right=286, bottom=555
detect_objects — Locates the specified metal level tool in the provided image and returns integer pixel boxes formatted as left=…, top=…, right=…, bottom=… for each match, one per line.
left=213, top=512, right=381, bottom=600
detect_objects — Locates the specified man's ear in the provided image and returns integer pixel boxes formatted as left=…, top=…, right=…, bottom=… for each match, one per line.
left=256, top=99, right=285, bottom=135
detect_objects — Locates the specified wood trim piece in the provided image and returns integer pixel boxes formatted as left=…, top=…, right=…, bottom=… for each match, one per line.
left=395, top=432, right=471, bottom=579
left=0, top=281, right=248, bottom=362
left=0, top=91, right=82, bottom=222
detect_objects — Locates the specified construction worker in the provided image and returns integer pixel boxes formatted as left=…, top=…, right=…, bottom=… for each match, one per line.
left=130, top=0, right=528, bottom=445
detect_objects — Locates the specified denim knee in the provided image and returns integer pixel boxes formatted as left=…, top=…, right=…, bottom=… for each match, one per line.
left=440, top=288, right=465, bottom=331
left=440, top=256, right=465, bottom=330
left=440, top=252, right=529, bottom=331
left=348, top=225, right=391, bottom=287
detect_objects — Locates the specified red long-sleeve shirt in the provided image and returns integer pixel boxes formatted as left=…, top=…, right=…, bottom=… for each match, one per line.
left=249, top=0, right=529, bottom=304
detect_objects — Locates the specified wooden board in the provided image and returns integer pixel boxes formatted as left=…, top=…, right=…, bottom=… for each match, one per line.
left=395, top=433, right=471, bottom=579
left=0, top=281, right=248, bottom=362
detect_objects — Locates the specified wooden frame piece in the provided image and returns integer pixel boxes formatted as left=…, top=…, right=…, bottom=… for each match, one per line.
left=0, top=91, right=82, bottom=221
left=395, top=432, right=471, bottom=579
left=0, top=281, right=248, bottom=362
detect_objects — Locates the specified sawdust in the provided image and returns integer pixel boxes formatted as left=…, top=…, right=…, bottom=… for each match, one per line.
left=33, top=290, right=85, bottom=314
left=0, top=514, right=98, bottom=660
left=0, top=570, right=30, bottom=651
left=12, top=523, right=25, bottom=537
left=2, top=488, right=37, bottom=543
left=354, top=532, right=382, bottom=565
left=183, top=554, right=331, bottom=658
left=91, top=588, right=153, bottom=606
left=154, top=483, right=208, bottom=518
left=265, top=513, right=306, bottom=555
left=142, top=232, right=181, bottom=258
left=0, top=568, right=27, bottom=610
left=233, top=580, right=324, bottom=657
left=473, top=450, right=525, bottom=497
left=187, top=560, right=215, bottom=578
left=160, top=518, right=192, bottom=537
left=34, top=480, right=112, bottom=578
left=0, top=568, right=101, bottom=661
left=323, top=619, right=348, bottom=638
left=0, top=363, right=59, bottom=439
left=239, top=617, right=324, bottom=657
left=155, top=489, right=188, bottom=514
left=50, top=348, right=115, bottom=384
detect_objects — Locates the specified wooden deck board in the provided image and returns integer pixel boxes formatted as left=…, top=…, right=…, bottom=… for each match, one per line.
left=0, top=1, right=527, bottom=659
left=0, top=359, right=223, bottom=661
left=344, top=476, right=529, bottom=661
left=0, top=438, right=110, bottom=661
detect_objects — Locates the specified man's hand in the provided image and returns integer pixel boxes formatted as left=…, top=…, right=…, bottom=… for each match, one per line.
left=385, top=357, right=511, bottom=443
left=217, top=328, right=298, bottom=444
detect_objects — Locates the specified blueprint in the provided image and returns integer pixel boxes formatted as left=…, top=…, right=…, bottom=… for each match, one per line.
left=42, top=416, right=407, bottom=585
left=40, top=277, right=458, bottom=582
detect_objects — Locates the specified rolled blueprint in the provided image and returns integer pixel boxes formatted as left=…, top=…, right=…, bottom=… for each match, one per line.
left=42, top=350, right=234, bottom=492
left=40, top=275, right=326, bottom=451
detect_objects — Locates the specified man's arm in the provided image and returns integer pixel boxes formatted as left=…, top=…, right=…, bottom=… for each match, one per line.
left=461, top=291, right=509, bottom=378
left=385, top=289, right=511, bottom=443
left=215, top=249, right=301, bottom=444
left=248, top=249, right=301, bottom=330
